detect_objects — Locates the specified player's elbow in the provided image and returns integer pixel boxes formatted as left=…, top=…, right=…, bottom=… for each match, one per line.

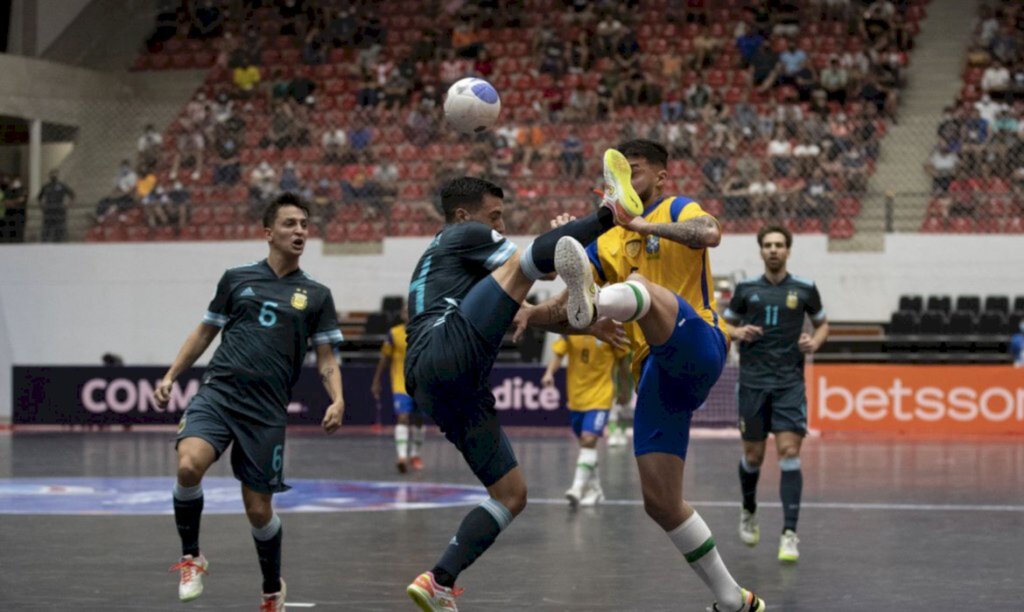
left=704, top=225, right=722, bottom=247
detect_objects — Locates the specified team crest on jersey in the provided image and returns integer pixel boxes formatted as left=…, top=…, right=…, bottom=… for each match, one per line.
left=645, top=235, right=661, bottom=257
left=291, top=289, right=309, bottom=310
left=177, top=416, right=187, bottom=434
left=786, top=291, right=799, bottom=309
left=625, top=239, right=643, bottom=259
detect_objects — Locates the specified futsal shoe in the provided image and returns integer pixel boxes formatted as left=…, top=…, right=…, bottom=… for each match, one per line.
left=779, top=529, right=800, bottom=563
left=708, top=588, right=766, bottom=612
left=739, top=509, right=760, bottom=547
left=170, top=553, right=208, bottom=602
left=397, top=458, right=408, bottom=474
left=600, top=148, right=644, bottom=225
left=410, top=456, right=424, bottom=471
left=565, top=485, right=584, bottom=508
left=259, top=578, right=286, bottom=611
left=407, top=571, right=463, bottom=611
left=579, top=482, right=605, bottom=506
left=555, top=236, right=598, bottom=330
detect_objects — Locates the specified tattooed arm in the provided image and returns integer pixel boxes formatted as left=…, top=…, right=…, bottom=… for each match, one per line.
left=625, top=214, right=721, bottom=248
left=512, top=292, right=628, bottom=348
left=316, top=343, right=345, bottom=433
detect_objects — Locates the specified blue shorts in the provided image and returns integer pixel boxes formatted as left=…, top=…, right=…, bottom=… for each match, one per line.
left=406, top=276, right=522, bottom=487
left=393, top=393, right=417, bottom=415
left=571, top=409, right=610, bottom=438
left=634, top=295, right=728, bottom=459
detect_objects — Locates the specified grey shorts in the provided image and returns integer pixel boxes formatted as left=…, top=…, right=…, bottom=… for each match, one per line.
left=737, top=382, right=808, bottom=441
left=176, top=388, right=289, bottom=494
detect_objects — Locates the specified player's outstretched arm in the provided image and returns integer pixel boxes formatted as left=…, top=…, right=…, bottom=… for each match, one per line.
left=624, top=214, right=721, bottom=249
left=155, top=323, right=220, bottom=408
left=317, top=343, right=345, bottom=433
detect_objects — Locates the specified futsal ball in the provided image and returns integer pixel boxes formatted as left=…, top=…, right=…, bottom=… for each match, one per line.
left=444, top=77, right=501, bottom=134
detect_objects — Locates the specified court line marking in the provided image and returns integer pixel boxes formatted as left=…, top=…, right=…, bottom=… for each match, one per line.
left=529, top=498, right=1024, bottom=513
left=284, top=604, right=316, bottom=608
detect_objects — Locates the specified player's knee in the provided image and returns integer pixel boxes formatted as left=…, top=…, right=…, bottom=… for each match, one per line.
left=625, top=272, right=650, bottom=287
left=579, top=434, right=598, bottom=448
left=176, top=455, right=207, bottom=486
left=778, top=446, right=800, bottom=461
left=642, top=492, right=681, bottom=530
left=396, top=413, right=411, bottom=425
left=497, top=486, right=527, bottom=517
left=743, top=450, right=765, bottom=469
left=244, top=499, right=273, bottom=527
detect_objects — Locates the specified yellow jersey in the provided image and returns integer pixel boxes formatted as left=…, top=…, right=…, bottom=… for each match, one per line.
left=381, top=323, right=408, bottom=395
left=585, top=196, right=727, bottom=380
left=551, top=334, right=628, bottom=410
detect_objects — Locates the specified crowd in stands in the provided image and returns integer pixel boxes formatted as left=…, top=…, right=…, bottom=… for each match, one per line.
left=922, top=0, right=1024, bottom=232
left=86, top=0, right=928, bottom=242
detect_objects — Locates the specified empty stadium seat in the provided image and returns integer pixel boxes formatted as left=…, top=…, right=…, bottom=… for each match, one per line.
left=889, top=310, right=919, bottom=335
left=1014, top=297, right=1024, bottom=313
left=984, top=296, right=1009, bottom=314
left=977, top=311, right=1007, bottom=335
left=898, top=295, right=923, bottom=313
left=918, top=310, right=947, bottom=335
left=925, top=296, right=951, bottom=314
left=946, top=310, right=976, bottom=335
left=955, top=295, right=981, bottom=314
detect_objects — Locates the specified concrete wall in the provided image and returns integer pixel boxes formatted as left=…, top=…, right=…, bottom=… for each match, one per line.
left=37, top=0, right=93, bottom=54
left=1, top=234, right=1019, bottom=418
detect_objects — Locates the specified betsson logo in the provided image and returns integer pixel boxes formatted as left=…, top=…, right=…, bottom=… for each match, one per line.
left=492, top=377, right=560, bottom=411
left=81, top=378, right=200, bottom=414
left=817, top=376, right=1024, bottom=422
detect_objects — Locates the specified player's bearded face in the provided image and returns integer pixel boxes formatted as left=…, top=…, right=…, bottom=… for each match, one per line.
left=268, top=206, right=309, bottom=256
left=628, top=159, right=664, bottom=204
left=760, top=233, right=789, bottom=272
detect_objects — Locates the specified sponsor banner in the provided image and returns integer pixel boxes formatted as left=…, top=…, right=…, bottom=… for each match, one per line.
left=807, top=365, right=1024, bottom=435
left=12, top=363, right=741, bottom=428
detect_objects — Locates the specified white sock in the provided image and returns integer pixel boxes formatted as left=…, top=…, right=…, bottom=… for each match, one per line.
left=597, top=280, right=651, bottom=322
left=412, top=424, right=426, bottom=458
left=667, top=511, right=742, bottom=611
left=571, top=447, right=598, bottom=491
left=395, top=424, right=409, bottom=460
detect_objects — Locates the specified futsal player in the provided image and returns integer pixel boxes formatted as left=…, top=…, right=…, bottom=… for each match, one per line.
left=154, top=194, right=346, bottom=611
left=541, top=333, right=629, bottom=506
left=403, top=154, right=641, bottom=611
left=723, top=225, right=829, bottom=563
left=371, top=299, right=427, bottom=473
left=527, top=140, right=766, bottom=612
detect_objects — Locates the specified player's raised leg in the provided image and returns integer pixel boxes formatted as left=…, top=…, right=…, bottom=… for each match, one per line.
left=171, top=436, right=215, bottom=601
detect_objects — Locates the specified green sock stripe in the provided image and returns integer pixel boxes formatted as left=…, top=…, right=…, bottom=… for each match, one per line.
left=684, top=536, right=716, bottom=563
left=577, top=463, right=596, bottom=469
left=626, top=282, right=645, bottom=321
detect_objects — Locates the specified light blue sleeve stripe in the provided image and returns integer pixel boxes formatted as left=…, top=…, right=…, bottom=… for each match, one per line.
left=811, top=309, right=827, bottom=323
left=484, top=240, right=518, bottom=271
left=313, top=329, right=345, bottom=345
left=203, top=311, right=228, bottom=327
left=723, top=308, right=741, bottom=324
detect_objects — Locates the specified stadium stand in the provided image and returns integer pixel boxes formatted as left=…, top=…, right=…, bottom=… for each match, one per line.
left=77, top=0, right=929, bottom=243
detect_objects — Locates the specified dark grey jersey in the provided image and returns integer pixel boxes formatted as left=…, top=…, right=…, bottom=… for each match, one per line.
left=405, top=221, right=517, bottom=351
left=202, top=259, right=343, bottom=425
left=725, top=274, right=826, bottom=388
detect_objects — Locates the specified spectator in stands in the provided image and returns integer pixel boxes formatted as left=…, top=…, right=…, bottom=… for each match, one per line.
left=560, top=131, right=585, bottom=179
left=189, top=0, right=224, bottom=40
left=975, top=93, right=1007, bottom=125
left=137, top=124, right=164, bottom=170
left=926, top=143, right=959, bottom=193
left=819, top=56, right=849, bottom=105
left=691, top=23, right=722, bottom=70
left=142, top=185, right=171, bottom=229
left=595, top=14, right=625, bottom=58
left=233, top=60, right=261, bottom=96
left=308, top=179, right=336, bottom=229
left=567, top=31, right=593, bottom=74
left=249, top=160, right=277, bottom=218
left=263, top=102, right=298, bottom=149
left=326, top=6, right=358, bottom=48
left=146, top=0, right=179, bottom=52
left=722, top=171, right=752, bottom=219
left=990, top=24, right=1020, bottom=66
left=279, top=162, right=302, bottom=194
left=171, top=117, right=204, bottom=182
left=777, top=38, right=809, bottom=86
left=348, top=111, right=374, bottom=159
left=748, top=168, right=779, bottom=219
left=135, top=165, right=157, bottom=205
left=857, top=72, right=897, bottom=120
left=685, top=73, right=712, bottom=110
left=302, top=27, right=328, bottom=65
left=168, top=180, right=190, bottom=229
left=96, top=160, right=138, bottom=222
left=961, top=108, right=991, bottom=167
left=564, top=83, right=597, bottom=122
left=356, top=68, right=380, bottom=108
left=701, top=143, right=729, bottom=193
left=775, top=164, right=806, bottom=218
left=750, top=46, right=779, bottom=91
left=373, top=159, right=399, bottom=200
left=321, top=124, right=348, bottom=163
left=768, top=126, right=794, bottom=176
left=214, top=127, right=241, bottom=185
left=802, top=166, right=833, bottom=226
left=736, top=25, right=766, bottom=66
left=38, top=170, right=74, bottom=243
left=439, top=49, right=466, bottom=91
left=0, top=176, right=26, bottom=243
left=341, top=172, right=383, bottom=217
left=539, top=36, right=567, bottom=77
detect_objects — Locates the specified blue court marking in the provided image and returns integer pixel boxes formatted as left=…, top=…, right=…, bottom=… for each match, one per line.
left=0, top=477, right=487, bottom=515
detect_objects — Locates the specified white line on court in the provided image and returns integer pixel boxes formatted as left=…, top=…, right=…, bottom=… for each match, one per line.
left=284, top=603, right=316, bottom=608
left=529, top=498, right=1024, bottom=512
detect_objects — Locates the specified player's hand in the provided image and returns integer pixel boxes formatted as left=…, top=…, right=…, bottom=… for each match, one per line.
left=370, top=380, right=382, bottom=401
left=551, top=213, right=576, bottom=228
left=732, top=325, right=764, bottom=343
left=798, top=332, right=819, bottom=354
left=588, top=317, right=628, bottom=349
left=322, top=401, right=345, bottom=434
left=154, top=376, right=174, bottom=409
left=541, top=372, right=555, bottom=388
left=511, top=305, right=533, bottom=343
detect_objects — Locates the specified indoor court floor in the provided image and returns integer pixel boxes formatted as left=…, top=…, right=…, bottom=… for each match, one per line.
left=1, top=428, right=1021, bottom=610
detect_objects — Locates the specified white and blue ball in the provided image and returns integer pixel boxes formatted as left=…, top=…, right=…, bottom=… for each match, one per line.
left=444, top=77, right=501, bottom=134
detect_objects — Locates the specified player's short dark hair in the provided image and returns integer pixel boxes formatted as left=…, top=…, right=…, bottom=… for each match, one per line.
left=616, top=139, right=669, bottom=168
left=440, top=176, right=504, bottom=222
left=262, top=192, right=310, bottom=228
left=757, top=224, right=793, bottom=248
